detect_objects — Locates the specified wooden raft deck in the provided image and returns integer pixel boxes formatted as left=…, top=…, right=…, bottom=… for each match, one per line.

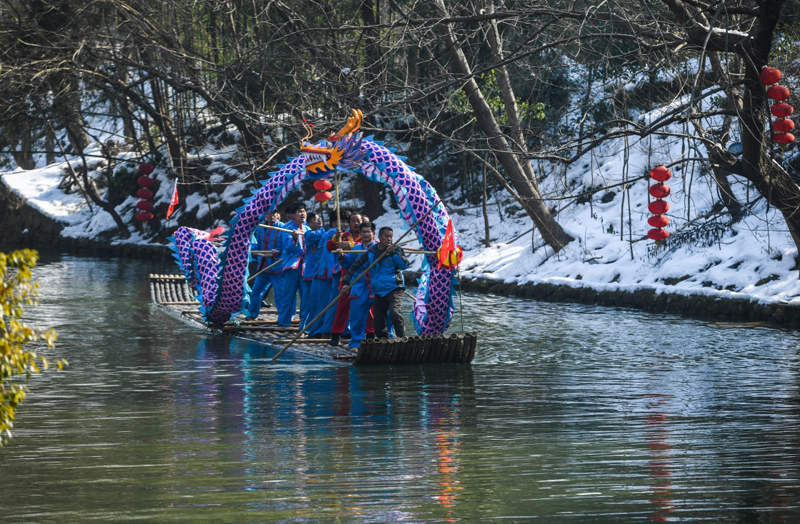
left=149, top=274, right=476, bottom=365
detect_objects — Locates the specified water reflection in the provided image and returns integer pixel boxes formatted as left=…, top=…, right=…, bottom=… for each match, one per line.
left=2, top=252, right=800, bottom=522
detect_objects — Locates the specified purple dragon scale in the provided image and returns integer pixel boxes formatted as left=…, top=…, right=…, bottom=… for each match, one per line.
left=172, top=135, right=458, bottom=334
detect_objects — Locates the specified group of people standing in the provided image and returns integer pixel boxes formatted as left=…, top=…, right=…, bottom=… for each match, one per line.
left=247, top=202, right=410, bottom=349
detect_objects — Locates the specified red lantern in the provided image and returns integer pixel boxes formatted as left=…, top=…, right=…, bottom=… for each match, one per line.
left=767, top=85, right=791, bottom=101
left=771, top=103, right=794, bottom=118
left=136, top=211, right=154, bottom=222
left=314, top=191, right=333, bottom=202
left=647, top=229, right=669, bottom=241
left=772, top=119, right=795, bottom=132
left=649, top=200, right=670, bottom=214
left=649, top=183, right=671, bottom=199
left=313, top=179, right=332, bottom=191
left=136, top=200, right=154, bottom=211
left=773, top=133, right=796, bottom=144
left=136, top=188, right=154, bottom=200
left=648, top=215, right=670, bottom=228
left=760, top=67, right=782, bottom=85
left=137, top=176, right=154, bottom=188
left=138, top=163, right=154, bottom=175
left=650, top=165, right=672, bottom=182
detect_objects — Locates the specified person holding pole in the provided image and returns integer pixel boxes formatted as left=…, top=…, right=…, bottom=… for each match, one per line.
left=327, top=211, right=363, bottom=346
left=308, top=212, right=340, bottom=339
left=276, top=202, right=310, bottom=327
left=300, top=212, right=323, bottom=331
left=246, top=209, right=284, bottom=320
left=343, top=226, right=409, bottom=339
left=340, top=222, right=377, bottom=349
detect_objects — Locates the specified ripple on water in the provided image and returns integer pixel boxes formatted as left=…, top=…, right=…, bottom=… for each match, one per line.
left=2, top=254, right=800, bottom=522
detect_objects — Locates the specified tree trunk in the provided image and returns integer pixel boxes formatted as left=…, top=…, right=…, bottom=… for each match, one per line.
left=12, top=118, right=36, bottom=170
left=433, top=0, right=573, bottom=252
left=45, top=123, right=56, bottom=166
left=710, top=166, right=743, bottom=221
left=149, top=77, right=185, bottom=171
left=63, top=75, right=90, bottom=154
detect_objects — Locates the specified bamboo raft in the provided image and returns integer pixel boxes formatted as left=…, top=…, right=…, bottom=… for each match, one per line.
left=149, top=274, right=477, bottom=365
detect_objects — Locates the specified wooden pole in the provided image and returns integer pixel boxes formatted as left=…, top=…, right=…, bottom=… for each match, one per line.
left=247, top=258, right=283, bottom=283
left=273, top=199, right=442, bottom=362
left=335, top=248, right=434, bottom=255
left=258, top=224, right=296, bottom=234
left=335, top=171, right=342, bottom=231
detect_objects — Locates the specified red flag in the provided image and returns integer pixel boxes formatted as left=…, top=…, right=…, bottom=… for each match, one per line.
left=166, top=181, right=179, bottom=219
left=438, top=219, right=455, bottom=268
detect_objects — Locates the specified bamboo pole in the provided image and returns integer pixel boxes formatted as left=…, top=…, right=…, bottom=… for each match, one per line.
left=273, top=199, right=442, bottom=362
left=247, top=258, right=284, bottom=283
left=335, top=248, right=434, bottom=255
left=258, top=224, right=296, bottom=234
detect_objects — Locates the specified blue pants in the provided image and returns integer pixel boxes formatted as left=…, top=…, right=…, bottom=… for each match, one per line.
left=277, top=268, right=303, bottom=326
left=348, top=293, right=374, bottom=349
left=307, top=277, right=334, bottom=336
left=248, top=272, right=283, bottom=319
left=299, top=279, right=313, bottom=331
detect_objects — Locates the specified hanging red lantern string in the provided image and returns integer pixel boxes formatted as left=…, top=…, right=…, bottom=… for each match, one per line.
left=761, top=66, right=795, bottom=147
left=648, top=166, right=671, bottom=243
left=136, top=162, right=156, bottom=223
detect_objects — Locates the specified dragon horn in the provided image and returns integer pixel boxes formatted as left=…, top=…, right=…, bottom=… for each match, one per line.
left=329, top=109, right=363, bottom=141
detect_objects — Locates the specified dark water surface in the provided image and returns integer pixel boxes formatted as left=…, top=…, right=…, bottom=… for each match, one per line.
left=3, top=252, right=800, bottom=522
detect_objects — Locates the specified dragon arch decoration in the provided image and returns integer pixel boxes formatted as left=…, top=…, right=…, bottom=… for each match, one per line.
left=170, top=109, right=460, bottom=335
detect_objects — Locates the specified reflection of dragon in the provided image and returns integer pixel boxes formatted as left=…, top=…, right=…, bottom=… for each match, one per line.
left=171, top=110, right=459, bottom=335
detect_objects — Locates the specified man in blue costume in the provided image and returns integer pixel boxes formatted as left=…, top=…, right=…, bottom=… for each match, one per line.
left=277, top=202, right=310, bottom=327
left=340, top=222, right=378, bottom=349
left=344, top=226, right=409, bottom=340
left=307, top=211, right=339, bottom=339
left=246, top=209, right=284, bottom=320
left=300, top=212, right=323, bottom=332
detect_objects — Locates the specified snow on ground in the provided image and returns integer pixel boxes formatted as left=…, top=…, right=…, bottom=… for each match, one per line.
left=3, top=113, right=800, bottom=308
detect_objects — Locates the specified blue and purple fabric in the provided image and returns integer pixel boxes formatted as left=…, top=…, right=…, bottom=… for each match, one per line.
left=247, top=220, right=286, bottom=319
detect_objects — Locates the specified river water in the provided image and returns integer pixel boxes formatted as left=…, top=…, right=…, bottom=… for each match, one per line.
left=2, top=251, right=799, bottom=522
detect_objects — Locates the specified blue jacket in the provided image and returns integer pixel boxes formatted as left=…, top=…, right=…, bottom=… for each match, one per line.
left=343, top=243, right=409, bottom=297
left=302, top=228, right=325, bottom=281
left=342, top=241, right=377, bottom=298
left=315, top=227, right=340, bottom=279
left=250, top=220, right=285, bottom=273
left=280, top=222, right=311, bottom=272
